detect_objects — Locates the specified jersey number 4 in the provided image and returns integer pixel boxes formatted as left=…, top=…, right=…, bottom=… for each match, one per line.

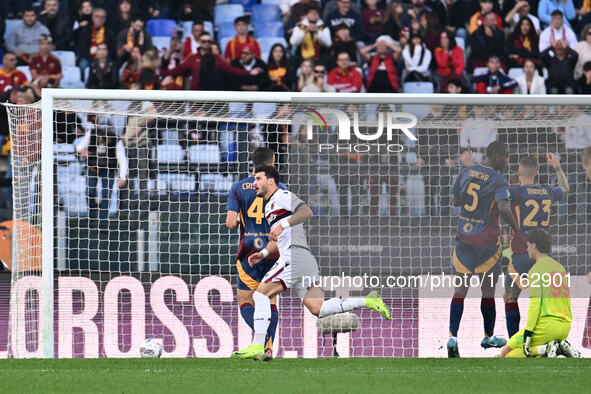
left=247, top=197, right=265, bottom=224
left=464, top=182, right=481, bottom=212
left=523, top=199, right=551, bottom=227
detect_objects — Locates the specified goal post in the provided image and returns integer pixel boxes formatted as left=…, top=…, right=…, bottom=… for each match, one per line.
left=4, top=89, right=591, bottom=358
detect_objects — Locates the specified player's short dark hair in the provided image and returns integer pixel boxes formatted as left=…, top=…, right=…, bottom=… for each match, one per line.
left=254, top=165, right=280, bottom=186
left=526, top=228, right=552, bottom=254
left=519, top=155, right=538, bottom=175
left=251, top=147, right=275, bottom=167
left=486, top=140, right=508, bottom=159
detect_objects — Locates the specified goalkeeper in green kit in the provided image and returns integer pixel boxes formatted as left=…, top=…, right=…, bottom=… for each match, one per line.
left=500, top=228, right=581, bottom=358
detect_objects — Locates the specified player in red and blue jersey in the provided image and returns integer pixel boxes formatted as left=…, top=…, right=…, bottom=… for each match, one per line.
left=226, top=147, right=286, bottom=361
left=503, top=154, right=569, bottom=338
left=447, top=141, right=521, bottom=358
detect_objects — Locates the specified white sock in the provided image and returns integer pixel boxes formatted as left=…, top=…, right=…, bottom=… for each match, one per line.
left=537, top=344, right=548, bottom=355
left=253, top=291, right=271, bottom=345
left=319, top=297, right=366, bottom=318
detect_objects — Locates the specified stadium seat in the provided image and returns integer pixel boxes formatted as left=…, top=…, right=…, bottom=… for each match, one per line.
left=146, top=19, right=178, bottom=37
left=508, top=67, right=525, bottom=80
left=253, top=22, right=284, bottom=38
left=473, top=67, right=489, bottom=76
left=220, top=37, right=232, bottom=55
left=261, top=0, right=281, bottom=5
left=52, top=50, right=76, bottom=67
left=61, top=66, right=82, bottom=82
left=217, top=22, right=236, bottom=40
left=229, top=0, right=257, bottom=12
left=152, top=36, right=171, bottom=51
left=16, top=66, right=32, bottom=82
left=214, top=4, right=244, bottom=26
left=253, top=102, right=277, bottom=120
left=455, top=37, right=465, bottom=51
left=251, top=5, right=281, bottom=23
left=188, top=144, right=221, bottom=163
left=402, top=82, right=434, bottom=94
left=257, top=37, right=288, bottom=54
left=155, top=144, right=184, bottom=164
left=60, top=80, right=85, bottom=89
left=4, top=19, right=20, bottom=41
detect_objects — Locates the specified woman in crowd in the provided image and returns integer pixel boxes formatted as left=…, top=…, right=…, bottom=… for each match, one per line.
left=120, top=46, right=143, bottom=88
left=432, top=29, right=465, bottom=91
left=402, top=33, right=432, bottom=82
left=507, top=17, right=540, bottom=69
left=574, top=24, right=591, bottom=79
left=267, top=44, right=296, bottom=91
left=296, top=59, right=315, bottom=91
left=514, top=58, right=546, bottom=94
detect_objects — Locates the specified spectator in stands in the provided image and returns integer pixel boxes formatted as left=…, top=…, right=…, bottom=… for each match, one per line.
left=400, top=0, right=430, bottom=33
left=296, top=59, right=315, bottom=91
left=361, top=35, right=401, bottom=93
left=74, top=0, right=93, bottom=32
left=29, top=35, right=63, bottom=89
left=301, top=63, right=336, bottom=92
left=87, top=42, right=118, bottom=89
left=267, top=44, right=296, bottom=91
left=542, top=38, right=578, bottom=93
left=433, top=29, right=465, bottom=90
left=116, top=15, right=154, bottom=64
left=224, top=16, right=261, bottom=61
left=162, top=35, right=185, bottom=90
left=539, top=10, right=577, bottom=51
left=575, top=24, right=591, bottom=79
left=508, top=17, right=540, bottom=69
left=362, top=0, right=385, bottom=44
left=576, top=0, right=591, bottom=27
left=381, top=1, right=402, bottom=41
left=6, top=7, right=51, bottom=66
left=289, top=4, right=332, bottom=64
left=446, top=77, right=466, bottom=93
left=327, top=51, right=362, bottom=92
left=38, top=0, right=73, bottom=51
left=230, top=45, right=270, bottom=91
left=120, top=81, right=156, bottom=217
left=137, top=49, right=166, bottom=90
left=331, top=23, right=358, bottom=65
left=474, top=56, right=518, bottom=93
left=538, top=0, right=576, bottom=28
left=283, top=0, right=320, bottom=27
left=161, top=32, right=254, bottom=90
left=119, top=46, right=142, bottom=89
left=77, top=124, right=128, bottom=220
left=469, top=0, right=503, bottom=35
left=420, top=11, right=441, bottom=52
left=77, top=8, right=116, bottom=72
left=0, top=52, right=29, bottom=93
left=505, top=1, right=541, bottom=32
left=183, top=21, right=204, bottom=59
left=107, top=0, right=133, bottom=36
left=326, top=0, right=364, bottom=41
left=459, top=106, right=498, bottom=162
left=402, top=33, right=432, bottom=82
left=470, top=11, right=506, bottom=70
left=576, top=60, right=591, bottom=92
left=515, top=58, right=547, bottom=93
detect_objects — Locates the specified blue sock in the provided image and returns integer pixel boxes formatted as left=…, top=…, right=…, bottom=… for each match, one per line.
left=267, top=305, right=279, bottom=347
left=481, top=298, right=496, bottom=337
left=505, top=302, right=520, bottom=338
left=240, top=303, right=254, bottom=330
left=449, top=295, right=464, bottom=337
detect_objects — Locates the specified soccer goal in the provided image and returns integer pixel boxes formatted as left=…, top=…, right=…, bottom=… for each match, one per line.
left=3, top=90, right=591, bottom=358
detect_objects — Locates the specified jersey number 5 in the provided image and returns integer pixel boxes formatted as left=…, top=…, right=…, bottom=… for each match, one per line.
left=247, top=197, right=265, bottom=224
left=464, top=182, right=480, bottom=212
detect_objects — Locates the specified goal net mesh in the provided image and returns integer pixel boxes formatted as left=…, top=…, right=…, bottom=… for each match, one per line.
left=4, top=97, right=591, bottom=358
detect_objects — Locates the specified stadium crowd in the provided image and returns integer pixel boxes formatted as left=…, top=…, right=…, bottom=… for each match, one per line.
left=0, top=0, right=590, bottom=224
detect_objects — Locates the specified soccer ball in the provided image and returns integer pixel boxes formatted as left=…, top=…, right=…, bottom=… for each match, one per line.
left=139, top=339, right=163, bottom=358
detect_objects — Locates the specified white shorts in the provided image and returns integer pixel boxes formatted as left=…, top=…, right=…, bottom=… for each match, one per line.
left=262, top=246, right=320, bottom=299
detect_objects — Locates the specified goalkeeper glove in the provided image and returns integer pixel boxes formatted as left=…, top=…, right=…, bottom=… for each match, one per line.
left=522, top=330, right=533, bottom=357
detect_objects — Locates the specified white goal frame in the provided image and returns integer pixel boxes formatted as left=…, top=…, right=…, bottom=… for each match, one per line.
left=36, top=89, right=591, bottom=358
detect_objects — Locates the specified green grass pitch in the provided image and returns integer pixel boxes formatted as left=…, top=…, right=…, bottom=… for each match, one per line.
left=1, top=358, right=591, bottom=393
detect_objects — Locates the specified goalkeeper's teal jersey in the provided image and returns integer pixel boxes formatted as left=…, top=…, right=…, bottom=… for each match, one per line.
left=525, top=256, right=572, bottom=332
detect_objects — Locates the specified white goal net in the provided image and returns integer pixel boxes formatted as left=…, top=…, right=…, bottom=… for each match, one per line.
left=2, top=91, right=591, bottom=358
